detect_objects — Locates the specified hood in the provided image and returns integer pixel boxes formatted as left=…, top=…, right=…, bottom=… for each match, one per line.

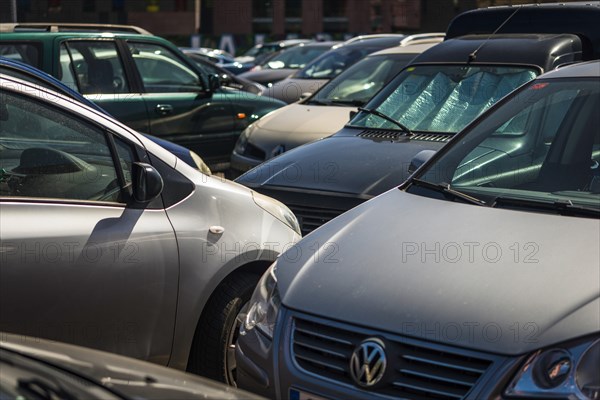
left=262, top=78, right=330, bottom=103
left=238, top=69, right=296, bottom=85
left=249, top=104, right=353, bottom=153
left=0, top=333, right=264, bottom=399
left=276, top=189, right=600, bottom=355
left=237, top=128, right=448, bottom=197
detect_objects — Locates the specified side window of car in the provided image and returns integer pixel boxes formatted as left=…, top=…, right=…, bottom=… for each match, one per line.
left=128, top=42, right=203, bottom=93
left=0, top=43, right=41, bottom=68
left=60, top=41, right=129, bottom=95
left=0, top=91, right=130, bottom=203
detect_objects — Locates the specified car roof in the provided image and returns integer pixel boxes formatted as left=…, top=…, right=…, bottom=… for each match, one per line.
left=446, top=2, right=600, bottom=59
left=412, top=33, right=582, bottom=72
left=540, top=60, right=600, bottom=79
left=369, top=34, right=445, bottom=56
left=295, top=41, right=340, bottom=48
left=0, top=22, right=152, bottom=34
left=0, top=31, right=160, bottom=41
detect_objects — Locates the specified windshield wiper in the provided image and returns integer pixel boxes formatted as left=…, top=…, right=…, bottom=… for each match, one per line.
left=357, top=107, right=413, bottom=136
left=491, top=196, right=600, bottom=217
left=327, top=99, right=365, bottom=107
left=409, top=178, right=486, bottom=206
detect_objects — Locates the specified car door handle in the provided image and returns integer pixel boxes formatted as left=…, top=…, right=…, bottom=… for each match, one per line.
left=155, top=104, right=173, bottom=115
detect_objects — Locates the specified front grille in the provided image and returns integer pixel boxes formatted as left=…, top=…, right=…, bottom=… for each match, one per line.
left=292, top=317, right=492, bottom=400
left=288, top=204, right=346, bottom=235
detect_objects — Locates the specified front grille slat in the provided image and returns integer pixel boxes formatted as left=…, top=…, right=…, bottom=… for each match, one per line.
left=291, top=317, right=492, bottom=400
left=288, top=205, right=346, bottom=235
left=294, top=353, right=347, bottom=372
left=402, top=354, right=488, bottom=374
left=391, top=381, right=464, bottom=399
left=398, top=368, right=475, bottom=388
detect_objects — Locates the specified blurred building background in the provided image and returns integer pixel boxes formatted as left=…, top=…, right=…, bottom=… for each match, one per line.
left=0, top=0, right=585, bottom=52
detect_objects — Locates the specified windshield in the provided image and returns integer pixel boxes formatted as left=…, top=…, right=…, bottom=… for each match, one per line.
left=412, top=78, right=600, bottom=213
left=263, top=45, right=330, bottom=70
left=350, top=65, right=538, bottom=133
left=308, top=53, right=416, bottom=107
left=295, top=46, right=382, bottom=79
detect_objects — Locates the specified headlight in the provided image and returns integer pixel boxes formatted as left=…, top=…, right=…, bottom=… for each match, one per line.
left=505, top=337, right=599, bottom=399
left=241, top=262, right=280, bottom=339
left=234, top=124, right=255, bottom=155
left=252, top=191, right=301, bottom=235
left=190, top=151, right=212, bottom=175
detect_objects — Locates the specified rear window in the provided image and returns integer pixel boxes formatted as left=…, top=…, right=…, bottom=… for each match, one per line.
left=0, top=43, right=41, bottom=69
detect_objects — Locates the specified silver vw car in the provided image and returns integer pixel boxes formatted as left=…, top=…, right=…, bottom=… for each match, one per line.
left=236, top=61, right=600, bottom=399
left=0, top=74, right=300, bottom=386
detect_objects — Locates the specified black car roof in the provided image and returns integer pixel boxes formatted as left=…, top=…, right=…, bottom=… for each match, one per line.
left=412, top=34, right=582, bottom=72
left=446, top=3, right=600, bottom=59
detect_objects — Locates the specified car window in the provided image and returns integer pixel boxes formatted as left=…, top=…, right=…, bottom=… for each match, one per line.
left=310, top=54, right=414, bottom=106
left=295, top=46, right=376, bottom=79
left=0, top=43, right=41, bottom=69
left=351, top=65, right=538, bottom=134
left=129, top=42, right=202, bottom=93
left=61, top=41, right=129, bottom=95
left=417, top=78, right=600, bottom=209
left=0, top=91, right=131, bottom=203
left=263, top=46, right=329, bottom=70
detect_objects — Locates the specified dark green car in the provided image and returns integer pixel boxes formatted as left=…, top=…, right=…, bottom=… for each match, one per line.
left=0, top=32, right=285, bottom=169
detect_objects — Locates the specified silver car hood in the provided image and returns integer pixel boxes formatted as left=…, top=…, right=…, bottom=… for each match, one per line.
left=277, top=189, right=600, bottom=355
left=251, top=103, right=353, bottom=150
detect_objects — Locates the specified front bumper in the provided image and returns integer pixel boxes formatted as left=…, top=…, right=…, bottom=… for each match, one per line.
left=237, top=308, right=523, bottom=400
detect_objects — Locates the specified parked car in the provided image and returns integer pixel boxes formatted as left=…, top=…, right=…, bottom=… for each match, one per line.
left=238, top=41, right=340, bottom=87
left=0, top=56, right=212, bottom=175
left=0, top=73, right=300, bottom=386
left=182, top=51, right=267, bottom=95
left=229, top=39, right=313, bottom=74
left=1, top=332, right=264, bottom=399
left=263, top=34, right=444, bottom=103
left=0, top=30, right=286, bottom=171
left=236, top=59, right=600, bottom=400
left=236, top=3, right=600, bottom=236
left=231, top=40, right=443, bottom=175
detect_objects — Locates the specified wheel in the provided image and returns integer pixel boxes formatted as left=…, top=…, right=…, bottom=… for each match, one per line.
left=187, top=271, right=260, bottom=386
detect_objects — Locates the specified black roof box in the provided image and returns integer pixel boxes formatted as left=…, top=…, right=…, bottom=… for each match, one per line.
left=446, top=2, right=600, bottom=60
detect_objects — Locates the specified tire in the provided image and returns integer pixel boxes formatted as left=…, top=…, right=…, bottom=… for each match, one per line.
left=187, top=271, right=260, bottom=386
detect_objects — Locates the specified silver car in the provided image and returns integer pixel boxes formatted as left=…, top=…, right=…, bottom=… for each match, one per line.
left=236, top=61, right=600, bottom=398
left=0, top=74, right=301, bottom=386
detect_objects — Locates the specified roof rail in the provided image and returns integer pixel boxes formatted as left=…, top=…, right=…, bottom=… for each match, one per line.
left=399, top=33, right=445, bottom=46
left=344, top=34, right=406, bottom=44
left=0, top=23, right=152, bottom=35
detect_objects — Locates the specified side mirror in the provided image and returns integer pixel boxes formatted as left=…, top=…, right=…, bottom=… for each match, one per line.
left=132, top=162, right=163, bottom=203
left=208, top=74, right=221, bottom=92
left=219, top=73, right=232, bottom=85
left=408, top=150, right=436, bottom=174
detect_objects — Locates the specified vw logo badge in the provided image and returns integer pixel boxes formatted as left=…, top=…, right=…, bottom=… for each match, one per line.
left=349, top=339, right=387, bottom=387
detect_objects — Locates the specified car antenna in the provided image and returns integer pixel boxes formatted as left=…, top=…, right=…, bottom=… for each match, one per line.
left=468, top=6, right=521, bottom=63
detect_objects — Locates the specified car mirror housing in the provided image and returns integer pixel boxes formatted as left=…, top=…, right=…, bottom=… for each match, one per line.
left=408, top=150, right=437, bottom=174
left=132, top=162, right=164, bottom=203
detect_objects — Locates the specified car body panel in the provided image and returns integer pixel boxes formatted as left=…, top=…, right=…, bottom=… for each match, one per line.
left=1, top=333, right=265, bottom=399
left=237, top=127, right=448, bottom=197
left=0, top=75, right=299, bottom=373
left=274, top=189, right=600, bottom=355
left=239, top=68, right=296, bottom=85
